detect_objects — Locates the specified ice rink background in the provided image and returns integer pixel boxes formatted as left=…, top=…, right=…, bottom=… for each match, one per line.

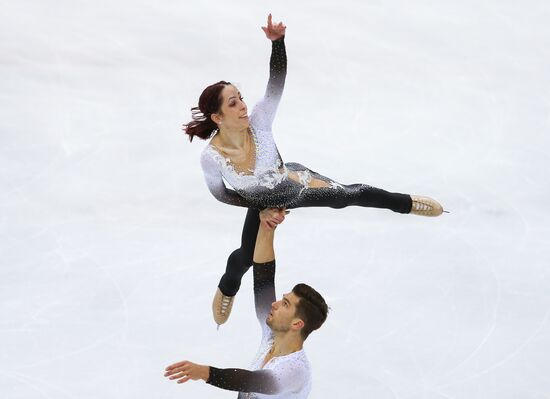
left=2, top=0, right=550, bottom=398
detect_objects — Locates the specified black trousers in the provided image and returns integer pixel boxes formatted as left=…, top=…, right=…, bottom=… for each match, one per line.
left=218, top=184, right=412, bottom=296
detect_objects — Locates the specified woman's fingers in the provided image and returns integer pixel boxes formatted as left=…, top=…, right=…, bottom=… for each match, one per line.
left=265, top=14, right=286, bottom=36
left=177, top=376, right=191, bottom=384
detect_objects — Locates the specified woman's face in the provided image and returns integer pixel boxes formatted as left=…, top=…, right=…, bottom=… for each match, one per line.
left=213, top=85, right=249, bottom=131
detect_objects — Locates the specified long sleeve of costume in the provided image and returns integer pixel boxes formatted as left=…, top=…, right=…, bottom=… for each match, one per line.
left=200, top=150, right=254, bottom=207
left=250, top=37, right=287, bottom=131
left=206, top=362, right=307, bottom=395
left=253, top=260, right=276, bottom=337
left=206, top=367, right=277, bottom=394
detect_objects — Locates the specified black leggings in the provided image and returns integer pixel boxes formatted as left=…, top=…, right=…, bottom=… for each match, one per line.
left=218, top=184, right=412, bottom=296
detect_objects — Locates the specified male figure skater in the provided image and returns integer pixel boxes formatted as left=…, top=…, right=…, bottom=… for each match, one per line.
left=164, top=209, right=329, bottom=398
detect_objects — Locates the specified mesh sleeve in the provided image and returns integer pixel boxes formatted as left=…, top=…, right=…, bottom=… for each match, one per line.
left=253, top=260, right=276, bottom=337
left=206, top=361, right=308, bottom=395
left=206, top=367, right=278, bottom=394
left=250, top=37, right=287, bottom=131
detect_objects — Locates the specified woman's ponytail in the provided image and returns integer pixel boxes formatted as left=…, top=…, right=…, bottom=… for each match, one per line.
left=183, top=81, right=231, bottom=142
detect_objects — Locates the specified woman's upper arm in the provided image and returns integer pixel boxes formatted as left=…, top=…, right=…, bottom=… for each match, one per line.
left=200, top=149, right=225, bottom=197
left=200, top=149, right=251, bottom=207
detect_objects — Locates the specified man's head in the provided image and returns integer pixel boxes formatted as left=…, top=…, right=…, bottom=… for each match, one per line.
left=267, top=283, right=328, bottom=341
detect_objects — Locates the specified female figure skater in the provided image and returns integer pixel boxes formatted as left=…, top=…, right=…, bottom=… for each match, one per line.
left=184, top=14, right=444, bottom=325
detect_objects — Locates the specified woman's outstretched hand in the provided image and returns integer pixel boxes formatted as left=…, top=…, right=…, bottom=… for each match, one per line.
left=261, top=13, right=286, bottom=41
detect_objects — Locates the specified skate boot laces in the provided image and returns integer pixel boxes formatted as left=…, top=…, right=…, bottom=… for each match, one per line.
left=213, top=288, right=235, bottom=327
left=220, top=295, right=232, bottom=315
left=410, top=195, right=444, bottom=217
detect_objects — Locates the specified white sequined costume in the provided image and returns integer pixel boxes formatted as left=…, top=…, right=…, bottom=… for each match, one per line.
left=200, top=38, right=337, bottom=209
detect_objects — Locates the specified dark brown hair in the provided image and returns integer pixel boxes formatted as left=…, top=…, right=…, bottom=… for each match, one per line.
left=183, top=80, right=231, bottom=142
left=292, top=283, right=329, bottom=340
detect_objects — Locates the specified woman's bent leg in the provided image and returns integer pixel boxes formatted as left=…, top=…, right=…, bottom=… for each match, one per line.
left=218, top=208, right=261, bottom=296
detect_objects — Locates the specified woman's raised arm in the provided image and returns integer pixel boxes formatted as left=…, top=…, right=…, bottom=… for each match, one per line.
left=250, top=14, right=287, bottom=131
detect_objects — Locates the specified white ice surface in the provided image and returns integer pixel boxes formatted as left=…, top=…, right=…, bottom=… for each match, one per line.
left=1, top=1, right=550, bottom=398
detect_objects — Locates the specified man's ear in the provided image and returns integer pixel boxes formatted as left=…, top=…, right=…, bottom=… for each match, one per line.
left=292, top=319, right=304, bottom=331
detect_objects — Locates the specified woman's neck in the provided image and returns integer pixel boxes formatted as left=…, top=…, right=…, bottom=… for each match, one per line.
left=217, top=126, right=249, bottom=150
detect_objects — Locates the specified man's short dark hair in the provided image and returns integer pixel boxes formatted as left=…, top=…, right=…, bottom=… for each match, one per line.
left=292, top=283, right=329, bottom=340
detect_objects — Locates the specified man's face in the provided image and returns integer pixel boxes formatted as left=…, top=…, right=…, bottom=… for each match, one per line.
left=266, top=292, right=302, bottom=332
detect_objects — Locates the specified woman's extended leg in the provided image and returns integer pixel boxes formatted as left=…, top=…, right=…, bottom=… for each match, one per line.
left=285, top=163, right=442, bottom=215
left=286, top=165, right=411, bottom=212
left=290, top=182, right=413, bottom=212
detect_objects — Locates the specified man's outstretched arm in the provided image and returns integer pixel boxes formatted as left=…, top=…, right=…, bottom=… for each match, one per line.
left=254, top=216, right=276, bottom=263
left=165, top=360, right=277, bottom=392
left=164, top=359, right=304, bottom=395
left=253, top=209, right=285, bottom=326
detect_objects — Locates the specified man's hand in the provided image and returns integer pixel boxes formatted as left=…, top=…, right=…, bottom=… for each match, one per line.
left=260, top=208, right=288, bottom=230
left=255, top=208, right=286, bottom=262
left=261, top=13, right=286, bottom=41
left=164, top=360, right=210, bottom=384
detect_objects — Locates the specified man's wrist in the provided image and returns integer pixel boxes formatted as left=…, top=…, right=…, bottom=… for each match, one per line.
left=202, top=365, right=210, bottom=382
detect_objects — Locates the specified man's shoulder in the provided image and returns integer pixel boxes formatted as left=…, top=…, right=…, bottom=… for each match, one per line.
left=293, top=349, right=311, bottom=369
left=274, top=350, right=311, bottom=373
left=269, top=350, right=312, bottom=393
